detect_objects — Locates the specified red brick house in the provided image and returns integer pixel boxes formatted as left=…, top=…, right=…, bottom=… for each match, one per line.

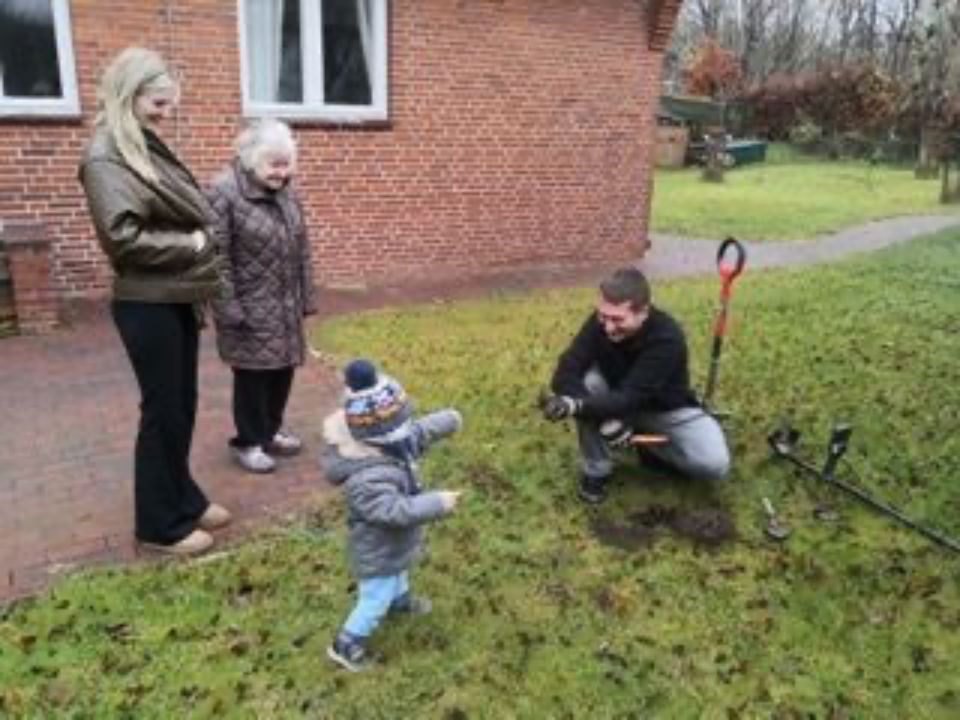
left=0, top=0, right=683, bottom=332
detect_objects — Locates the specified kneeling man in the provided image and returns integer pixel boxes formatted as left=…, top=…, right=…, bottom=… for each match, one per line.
left=543, top=267, right=730, bottom=503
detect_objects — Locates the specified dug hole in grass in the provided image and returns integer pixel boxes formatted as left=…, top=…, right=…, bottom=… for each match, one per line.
left=2, top=231, right=959, bottom=717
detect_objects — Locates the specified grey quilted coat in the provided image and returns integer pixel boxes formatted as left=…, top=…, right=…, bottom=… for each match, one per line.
left=321, top=408, right=462, bottom=579
left=207, top=161, right=317, bottom=369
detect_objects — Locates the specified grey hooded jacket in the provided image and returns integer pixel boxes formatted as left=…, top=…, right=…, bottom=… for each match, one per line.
left=321, top=408, right=462, bottom=579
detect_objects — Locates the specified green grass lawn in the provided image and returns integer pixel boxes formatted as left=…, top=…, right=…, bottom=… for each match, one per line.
left=652, top=154, right=953, bottom=241
left=3, top=232, right=960, bottom=718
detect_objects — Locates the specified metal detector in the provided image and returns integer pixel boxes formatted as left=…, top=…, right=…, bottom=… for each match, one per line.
left=767, top=422, right=960, bottom=554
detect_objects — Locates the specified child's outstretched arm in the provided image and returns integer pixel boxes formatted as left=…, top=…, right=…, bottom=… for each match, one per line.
left=348, top=468, right=459, bottom=528
left=410, top=409, right=462, bottom=457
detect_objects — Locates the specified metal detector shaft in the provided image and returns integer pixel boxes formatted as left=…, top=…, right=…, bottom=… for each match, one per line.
left=829, top=474, right=960, bottom=553
left=774, top=447, right=960, bottom=554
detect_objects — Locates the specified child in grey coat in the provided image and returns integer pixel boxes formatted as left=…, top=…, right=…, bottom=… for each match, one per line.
left=323, top=359, right=462, bottom=671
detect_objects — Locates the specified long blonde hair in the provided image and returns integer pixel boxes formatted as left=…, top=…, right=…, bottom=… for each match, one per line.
left=95, top=47, right=178, bottom=184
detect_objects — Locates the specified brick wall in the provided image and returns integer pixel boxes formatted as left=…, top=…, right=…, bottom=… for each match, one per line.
left=0, top=0, right=672, bottom=301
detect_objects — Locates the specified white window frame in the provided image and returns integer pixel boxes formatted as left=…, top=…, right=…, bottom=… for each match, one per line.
left=0, top=0, right=80, bottom=118
left=238, top=0, right=389, bottom=123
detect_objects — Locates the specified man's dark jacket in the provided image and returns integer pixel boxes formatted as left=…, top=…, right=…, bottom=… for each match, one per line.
left=550, top=307, right=700, bottom=420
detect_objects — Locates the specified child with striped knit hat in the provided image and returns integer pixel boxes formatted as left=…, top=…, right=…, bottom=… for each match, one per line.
left=322, top=358, right=463, bottom=672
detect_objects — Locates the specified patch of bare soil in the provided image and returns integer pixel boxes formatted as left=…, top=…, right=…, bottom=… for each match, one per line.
left=670, top=508, right=737, bottom=547
left=591, top=504, right=736, bottom=551
left=467, top=462, right=515, bottom=499
left=589, top=519, right=657, bottom=552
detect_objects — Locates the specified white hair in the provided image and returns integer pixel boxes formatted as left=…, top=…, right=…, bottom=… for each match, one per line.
left=235, top=119, right=297, bottom=171
left=95, top=47, right=177, bottom=184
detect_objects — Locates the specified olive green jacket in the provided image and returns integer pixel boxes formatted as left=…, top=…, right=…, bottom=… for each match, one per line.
left=79, top=127, right=221, bottom=303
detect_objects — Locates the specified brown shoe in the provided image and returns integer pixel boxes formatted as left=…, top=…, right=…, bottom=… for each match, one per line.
left=140, top=529, right=214, bottom=556
left=199, top=503, right=232, bottom=531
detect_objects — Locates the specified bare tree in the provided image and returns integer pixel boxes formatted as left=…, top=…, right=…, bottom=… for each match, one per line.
left=668, top=0, right=932, bottom=87
left=740, top=0, right=776, bottom=78
left=881, top=0, right=923, bottom=78
left=688, top=0, right=726, bottom=39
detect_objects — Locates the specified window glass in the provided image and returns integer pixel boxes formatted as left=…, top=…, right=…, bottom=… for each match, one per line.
left=0, top=0, right=63, bottom=98
left=322, top=0, right=371, bottom=106
left=246, top=0, right=303, bottom=103
left=242, top=0, right=386, bottom=119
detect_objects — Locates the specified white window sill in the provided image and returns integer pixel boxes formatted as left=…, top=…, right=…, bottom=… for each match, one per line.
left=0, top=100, right=81, bottom=120
left=242, top=102, right=389, bottom=125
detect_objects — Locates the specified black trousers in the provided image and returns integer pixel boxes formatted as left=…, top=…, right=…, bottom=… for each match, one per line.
left=112, top=301, right=208, bottom=544
left=231, top=366, right=295, bottom=449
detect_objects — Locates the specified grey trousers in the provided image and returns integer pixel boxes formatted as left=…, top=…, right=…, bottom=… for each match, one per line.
left=577, top=367, right=731, bottom=481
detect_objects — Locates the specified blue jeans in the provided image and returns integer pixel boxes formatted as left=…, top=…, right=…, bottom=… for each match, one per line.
left=343, top=572, right=410, bottom=638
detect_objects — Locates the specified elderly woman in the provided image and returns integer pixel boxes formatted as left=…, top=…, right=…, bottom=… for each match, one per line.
left=207, top=119, right=317, bottom=473
left=78, top=47, right=231, bottom=555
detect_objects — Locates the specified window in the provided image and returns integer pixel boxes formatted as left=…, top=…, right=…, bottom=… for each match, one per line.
left=0, top=0, right=79, bottom=117
left=240, top=0, right=388, bottom=122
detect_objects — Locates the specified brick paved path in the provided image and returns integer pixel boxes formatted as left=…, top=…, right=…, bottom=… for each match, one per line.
left=0, top=313, right=340, bottom=600
left=1, top=214, right=957, bottom=602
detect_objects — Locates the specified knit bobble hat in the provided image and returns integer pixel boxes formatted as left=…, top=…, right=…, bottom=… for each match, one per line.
left=342, top=358, right=413, bottom=444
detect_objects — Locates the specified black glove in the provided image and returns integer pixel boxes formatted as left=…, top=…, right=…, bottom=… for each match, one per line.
left=542, top=395, right=581, bottom=421
left=599, top=419, right=633, bottom=448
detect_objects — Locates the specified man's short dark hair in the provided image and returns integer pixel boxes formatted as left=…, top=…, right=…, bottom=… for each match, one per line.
left=599, top=267, right=651, bottom=309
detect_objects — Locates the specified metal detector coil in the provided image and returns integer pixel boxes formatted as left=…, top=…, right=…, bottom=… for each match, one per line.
left=767, top=421, right=960, bottom=554
left=767, top=423, right=801, bottom=459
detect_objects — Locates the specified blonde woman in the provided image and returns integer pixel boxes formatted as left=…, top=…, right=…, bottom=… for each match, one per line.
left=207, top=119, right=317, bottom=474
left=78, top=47, right=230, bottom=555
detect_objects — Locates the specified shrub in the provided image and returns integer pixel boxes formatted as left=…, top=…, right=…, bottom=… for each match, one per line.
left=787, top=117, right=823, bottom=149
left=683, top=38, right=743, bottom=100
left=742, top=64, right=900, bottom=143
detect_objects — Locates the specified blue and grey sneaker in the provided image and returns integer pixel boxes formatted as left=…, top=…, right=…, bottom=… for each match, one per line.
left=389, top=593, right=433, bottom=616
left=578, top=474, right=608, bottom=505
left=326, top=632, right=371, bottom=672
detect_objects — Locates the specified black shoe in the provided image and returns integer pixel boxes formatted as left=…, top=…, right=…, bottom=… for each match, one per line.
left=389, top=593, right=433, bottom=616
left=327, top=632, right=371, bottom=672
left=578, top=475, right=608, bottom=504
